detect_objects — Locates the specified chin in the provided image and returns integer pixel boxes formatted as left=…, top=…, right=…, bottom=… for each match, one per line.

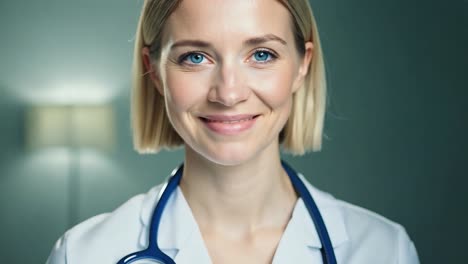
left=207, top=146, right=256, bottom=166
left=188, top=140, right=262, bottom=167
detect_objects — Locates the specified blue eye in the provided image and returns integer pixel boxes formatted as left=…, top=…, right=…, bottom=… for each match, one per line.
left=186, top=53, right=204, bottom=64
left=253, top=50, right=273, bottom=62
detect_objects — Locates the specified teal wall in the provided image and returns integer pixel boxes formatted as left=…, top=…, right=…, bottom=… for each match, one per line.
left=0, top=0, right=466, bottom=263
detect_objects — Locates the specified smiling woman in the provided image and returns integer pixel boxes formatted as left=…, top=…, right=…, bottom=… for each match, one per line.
left=140, top=0, right=315, bottom=165
left=134, top=0, right=324, bottom=157
left=46, top=0, right=420, bottom=263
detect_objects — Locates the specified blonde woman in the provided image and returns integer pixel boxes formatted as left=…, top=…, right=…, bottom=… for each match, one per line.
left=47, top=0, right=420, bottom=263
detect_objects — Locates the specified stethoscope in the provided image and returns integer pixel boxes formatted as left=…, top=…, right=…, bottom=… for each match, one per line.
left=117, top=161, right=337, bottom=264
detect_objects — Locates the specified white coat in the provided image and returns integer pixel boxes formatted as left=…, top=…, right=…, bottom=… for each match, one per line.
left=46, top=173, right=420, bottom=263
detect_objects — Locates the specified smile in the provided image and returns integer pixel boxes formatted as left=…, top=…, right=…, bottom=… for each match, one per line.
left=198, top=114, right=260, bottom=135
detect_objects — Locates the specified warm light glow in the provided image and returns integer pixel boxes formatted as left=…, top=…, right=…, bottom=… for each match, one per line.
left=27, top=105, right=115, bottom=150
left=18, top=81, right=121, bottom=105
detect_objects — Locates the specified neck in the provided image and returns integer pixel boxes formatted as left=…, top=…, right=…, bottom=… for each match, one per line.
left=179, top=143, right=298, bottom=237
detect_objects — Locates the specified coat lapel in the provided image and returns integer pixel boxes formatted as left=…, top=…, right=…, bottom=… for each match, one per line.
left=273, top=174, right=349, bottom=263
left=138, top=185, right=212, bottom=263
left=137, top=173, right=348, bottom=263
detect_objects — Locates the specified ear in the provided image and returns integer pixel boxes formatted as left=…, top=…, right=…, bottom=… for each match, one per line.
left=142, top=47, right=164, bottom=96
left=292, top=41, right=314, bottom=93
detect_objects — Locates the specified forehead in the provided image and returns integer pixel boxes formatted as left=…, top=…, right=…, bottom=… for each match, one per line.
left=164, top=0, right=293, bottom=44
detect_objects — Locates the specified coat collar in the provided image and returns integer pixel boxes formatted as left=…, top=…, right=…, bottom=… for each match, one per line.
left=138, top=173, right=349, bottom=258
left=294, top=173, right=349, bottom=249
left=138, top=185, right=212, bottom=262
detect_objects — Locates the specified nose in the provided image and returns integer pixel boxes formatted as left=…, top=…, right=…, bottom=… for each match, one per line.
left=208, top=61, right=250, bottom=107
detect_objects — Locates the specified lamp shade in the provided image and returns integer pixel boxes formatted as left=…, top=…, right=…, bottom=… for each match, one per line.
left=26, top=105, right=115, bottom=150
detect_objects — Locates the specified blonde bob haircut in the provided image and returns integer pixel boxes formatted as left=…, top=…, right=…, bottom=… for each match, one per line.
left=132, top=0, right=327, bottom=156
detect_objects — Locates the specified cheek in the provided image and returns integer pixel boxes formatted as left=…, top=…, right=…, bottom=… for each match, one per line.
left=163, top=69, right=211, bottom=112
left=247, top=65, right=297, bottom=108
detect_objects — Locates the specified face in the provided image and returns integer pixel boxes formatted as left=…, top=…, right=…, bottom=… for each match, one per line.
left=145, top=0, right=312, bottom=165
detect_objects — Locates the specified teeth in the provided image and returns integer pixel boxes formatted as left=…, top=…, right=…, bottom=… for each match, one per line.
left=206, top=117, right=254, bottom=123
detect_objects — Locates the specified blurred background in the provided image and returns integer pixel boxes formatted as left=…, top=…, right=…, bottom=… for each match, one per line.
left=0, top=0, right=466, bottom=263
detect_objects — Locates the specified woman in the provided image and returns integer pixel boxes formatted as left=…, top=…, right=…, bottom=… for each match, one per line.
left=47, top=0, right=420, bottom=263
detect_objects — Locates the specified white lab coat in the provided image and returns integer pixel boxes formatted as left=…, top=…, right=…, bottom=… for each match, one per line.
left=46, top=173, right=420, bottom=263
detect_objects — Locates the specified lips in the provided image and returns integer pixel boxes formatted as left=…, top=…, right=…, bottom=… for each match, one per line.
left=199, top=114, right=260, bottom=135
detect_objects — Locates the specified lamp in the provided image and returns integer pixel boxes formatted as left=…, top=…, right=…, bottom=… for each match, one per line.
left=26, top=105, right=115, bottom=150
left=26, top=104, right=115, bottom=226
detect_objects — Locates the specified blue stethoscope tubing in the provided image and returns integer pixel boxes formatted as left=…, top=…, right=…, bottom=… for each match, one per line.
left=117, top=161, right=337, bottom=264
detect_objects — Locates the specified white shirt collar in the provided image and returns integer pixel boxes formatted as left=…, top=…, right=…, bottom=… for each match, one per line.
left=138, top=173, right=349, bottom=260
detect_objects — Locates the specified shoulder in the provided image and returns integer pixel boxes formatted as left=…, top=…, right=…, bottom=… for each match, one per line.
left=300, top=174, right=420, bottom=263
left=46, top=184, right=165, bottom=264
left=338, top=199, right=419, bottom=262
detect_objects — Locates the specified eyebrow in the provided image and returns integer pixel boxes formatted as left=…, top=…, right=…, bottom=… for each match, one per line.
left=244, top=34, right=287, bottom=46
left=169, top=34, right=287, bottom=50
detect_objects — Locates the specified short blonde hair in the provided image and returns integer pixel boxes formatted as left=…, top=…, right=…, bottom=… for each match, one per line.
left=132, top=0, right=327, bottom=155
